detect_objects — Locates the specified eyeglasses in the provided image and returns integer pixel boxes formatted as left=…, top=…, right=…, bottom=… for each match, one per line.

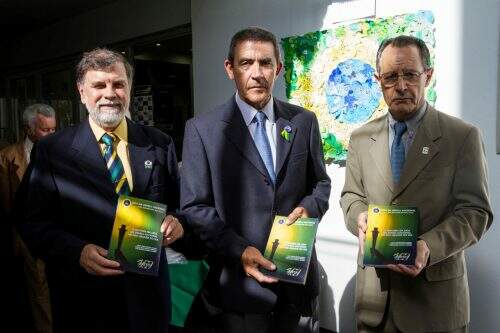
left=378, top=70, right=427, bottom=87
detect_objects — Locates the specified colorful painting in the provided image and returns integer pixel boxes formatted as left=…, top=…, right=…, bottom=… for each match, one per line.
left=282, top=11, right=436, bottom=164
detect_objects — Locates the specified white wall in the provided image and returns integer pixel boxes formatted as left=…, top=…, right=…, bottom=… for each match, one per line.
left=192, top=0, right=500, bottom=332
left=6, top=0, right=190, bottom=68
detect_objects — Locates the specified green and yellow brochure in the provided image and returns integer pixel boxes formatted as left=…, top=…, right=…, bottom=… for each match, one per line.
left=363, top=204, right=419, bottom=267
left=261, top=215, right=318, bottom=284
left=108, top=195, right=166, bottom=276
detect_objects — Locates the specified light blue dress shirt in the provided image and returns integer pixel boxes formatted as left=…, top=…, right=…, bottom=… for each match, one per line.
left=388, top=102, right=428, bottom=159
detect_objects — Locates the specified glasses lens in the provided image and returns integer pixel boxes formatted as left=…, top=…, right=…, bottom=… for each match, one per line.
left=382, top=73, right=398, bottom=86
left=381, top=70, right=424, bottom=86
left=403, top=71, right=420, bottom=83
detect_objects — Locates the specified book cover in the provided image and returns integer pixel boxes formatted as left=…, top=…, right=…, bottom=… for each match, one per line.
left=107, top=195, right=166, bottom=276
left=363, top=204, right=419, bottom=267
left=261, top=215, right=319, bottom=284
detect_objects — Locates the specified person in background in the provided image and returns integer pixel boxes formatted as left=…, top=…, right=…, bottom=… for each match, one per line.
left=0, top=103, right=56, bottom=333
left=341, top=35, right=493, bottom=333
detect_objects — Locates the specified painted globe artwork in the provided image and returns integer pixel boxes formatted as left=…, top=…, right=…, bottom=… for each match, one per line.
left=325, top=59, right=381, bottom=124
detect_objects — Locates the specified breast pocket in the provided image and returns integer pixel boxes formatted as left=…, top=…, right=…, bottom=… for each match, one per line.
left=288, top=150, right=308, bottom=166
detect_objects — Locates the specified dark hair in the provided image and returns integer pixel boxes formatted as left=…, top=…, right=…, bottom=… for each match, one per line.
left=76, top=48, right=134, bottom=85
left=376, top=35, right=431, bottom=73
left=227, top=27, right=281, bottom=64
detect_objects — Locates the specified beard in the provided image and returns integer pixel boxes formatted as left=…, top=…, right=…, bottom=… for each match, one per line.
left=87, top=102, right=126, bottom=129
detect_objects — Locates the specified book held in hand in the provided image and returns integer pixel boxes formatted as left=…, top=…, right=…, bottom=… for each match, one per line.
left=363, top=204, right=419, bottom=267
left=261, top=215, right=319, bottom=284
left=107, top=195, right=166, bottom=276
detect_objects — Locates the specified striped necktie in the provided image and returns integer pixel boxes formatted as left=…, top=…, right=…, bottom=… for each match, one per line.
left=391, top=121, right=407, bottom=184
left=100, top=133, right=130, bottom=195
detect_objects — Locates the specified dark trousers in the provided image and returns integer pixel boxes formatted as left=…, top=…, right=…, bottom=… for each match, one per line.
left=184, top=292, right=319, bottom=333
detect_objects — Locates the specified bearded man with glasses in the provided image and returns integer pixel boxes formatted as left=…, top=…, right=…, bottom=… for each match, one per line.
left=341, top=35, right=492, bottom=332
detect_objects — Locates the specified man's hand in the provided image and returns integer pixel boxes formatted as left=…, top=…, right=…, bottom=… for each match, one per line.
left=286, top=206, right=309, bottom=225
left=160, top=215, right=184, bottom=246
left=241, top=246, right=279, bottom=284
left=387, top=240, right=430, bottom=277
left=80, top=244, right=124, bottom=276
left=357, top=211, right=368, bottom=255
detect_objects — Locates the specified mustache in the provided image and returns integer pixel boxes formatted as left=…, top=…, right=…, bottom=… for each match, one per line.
left=393, top=94, right=412, bottom=100
left=97, top=100, right=122, bottom=108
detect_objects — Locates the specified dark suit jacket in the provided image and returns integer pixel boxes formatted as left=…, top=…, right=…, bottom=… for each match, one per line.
left=180, top=96, right=331, bottom=314
left=20, top=117, right=181, bottom=333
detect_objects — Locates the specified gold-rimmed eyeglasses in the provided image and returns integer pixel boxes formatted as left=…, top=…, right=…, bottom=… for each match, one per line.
left=378, top=69, right=428, bottom=87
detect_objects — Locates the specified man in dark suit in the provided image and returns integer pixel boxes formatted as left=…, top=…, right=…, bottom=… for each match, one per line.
left=181, top=27, right=331, bottom=332
left=20, top=48, right=185, bottom=333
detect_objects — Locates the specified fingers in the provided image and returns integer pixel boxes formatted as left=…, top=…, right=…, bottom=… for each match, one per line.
left=255, top=255, right=276, bottom=271
left=387, top=264, right=423, bottom=278
left=80, top=244, right=124, bottom=276
left=286, top=207, right=309, bottom=225
left=357, top=211, right=368, bottom=232
left=415, top=240, right=430, bottom=270
left=241, top=246, right=278, bottom=284
left=161, top=215, right=184, bottom=246
left=387, top=264, right=406, bottom=274
left=358, top=227, right=366, bottom=255
left=245, top=265, right=279, bottom=283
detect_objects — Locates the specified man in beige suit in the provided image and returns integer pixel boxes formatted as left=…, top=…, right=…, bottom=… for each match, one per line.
left=0, top=103, right=56, bottom=333
left=341, top=35, right=492, bottom=332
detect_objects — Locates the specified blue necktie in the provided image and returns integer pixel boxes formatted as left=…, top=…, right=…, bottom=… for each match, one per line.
left=391, top=121, right=407, bottom=184
left=101, top=133, right=130, bottom=195
left=254, top=112, right=276, bottom=184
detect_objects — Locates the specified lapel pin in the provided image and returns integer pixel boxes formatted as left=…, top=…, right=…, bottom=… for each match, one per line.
left=422, top=147, right=429, bottom=155
left=145, top=160, right=152, bottom=169
left=281, top=125, right=292, bottom=141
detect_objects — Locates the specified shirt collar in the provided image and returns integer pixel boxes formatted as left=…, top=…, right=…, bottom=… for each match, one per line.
left=24, top=136, right=33, bottom=161
left=388, top=101, right=428, bottom=131
left=235, top=92, right=275, bottom=126
left=88, top=116, right=128, bottom=143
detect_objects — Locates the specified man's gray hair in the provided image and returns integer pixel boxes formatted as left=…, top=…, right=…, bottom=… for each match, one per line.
left=376, top=35, right=432, bottom=73
left=76, top=48, right=134, bottom=86
left=22, top=103, right=56, bottom=129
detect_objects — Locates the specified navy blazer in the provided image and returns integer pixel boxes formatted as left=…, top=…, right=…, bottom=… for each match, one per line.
left=21, top=118, right=180, bottom=333
left=181, top=97, right=331, bottom=314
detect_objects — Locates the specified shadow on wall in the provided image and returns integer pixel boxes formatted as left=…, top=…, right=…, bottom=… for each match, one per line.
left=318, top=262, right=337, bottom=331
left=339, top=275, right=356, bottom=333
left=460, top=0, right=500, bottom=332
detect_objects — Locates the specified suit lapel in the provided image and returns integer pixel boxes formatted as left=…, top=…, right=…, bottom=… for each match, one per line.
left=274, top=100, right=296, bottom=177
left=71, top=119, right=116, bottom=201
left=222, top=97, right=269, bottom=178
left=369, top=115, right=395, bottom=193
left=127, top=119, right=155, bottom=196
left=394, top=106, right=441, bottom=198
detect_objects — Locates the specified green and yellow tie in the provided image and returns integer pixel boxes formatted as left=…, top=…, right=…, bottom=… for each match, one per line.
left=100, top=133, right=130, bottom=195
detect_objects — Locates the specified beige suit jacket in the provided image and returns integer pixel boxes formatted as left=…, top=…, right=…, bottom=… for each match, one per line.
left=340, top=106, right=493, bottom=332
left=0, top=141, right=27, bottom=213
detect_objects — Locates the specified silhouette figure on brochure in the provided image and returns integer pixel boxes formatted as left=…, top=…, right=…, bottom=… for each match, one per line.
left=114, top=224, right=132, bottom=270
left=370, top=227, right=387, bottom=264
left=269, top=238, right=280, bottom=262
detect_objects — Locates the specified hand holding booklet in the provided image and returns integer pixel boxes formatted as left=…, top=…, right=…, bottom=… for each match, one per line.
left=107, top=195, right=166, bottom=276
left=261, top=215, right=318, bottom=284
left=363, top=204, right=419, bottom=267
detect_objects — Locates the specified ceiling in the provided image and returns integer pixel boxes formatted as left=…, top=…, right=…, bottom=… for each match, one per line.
left=0, top=0, right=118, bottom=39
